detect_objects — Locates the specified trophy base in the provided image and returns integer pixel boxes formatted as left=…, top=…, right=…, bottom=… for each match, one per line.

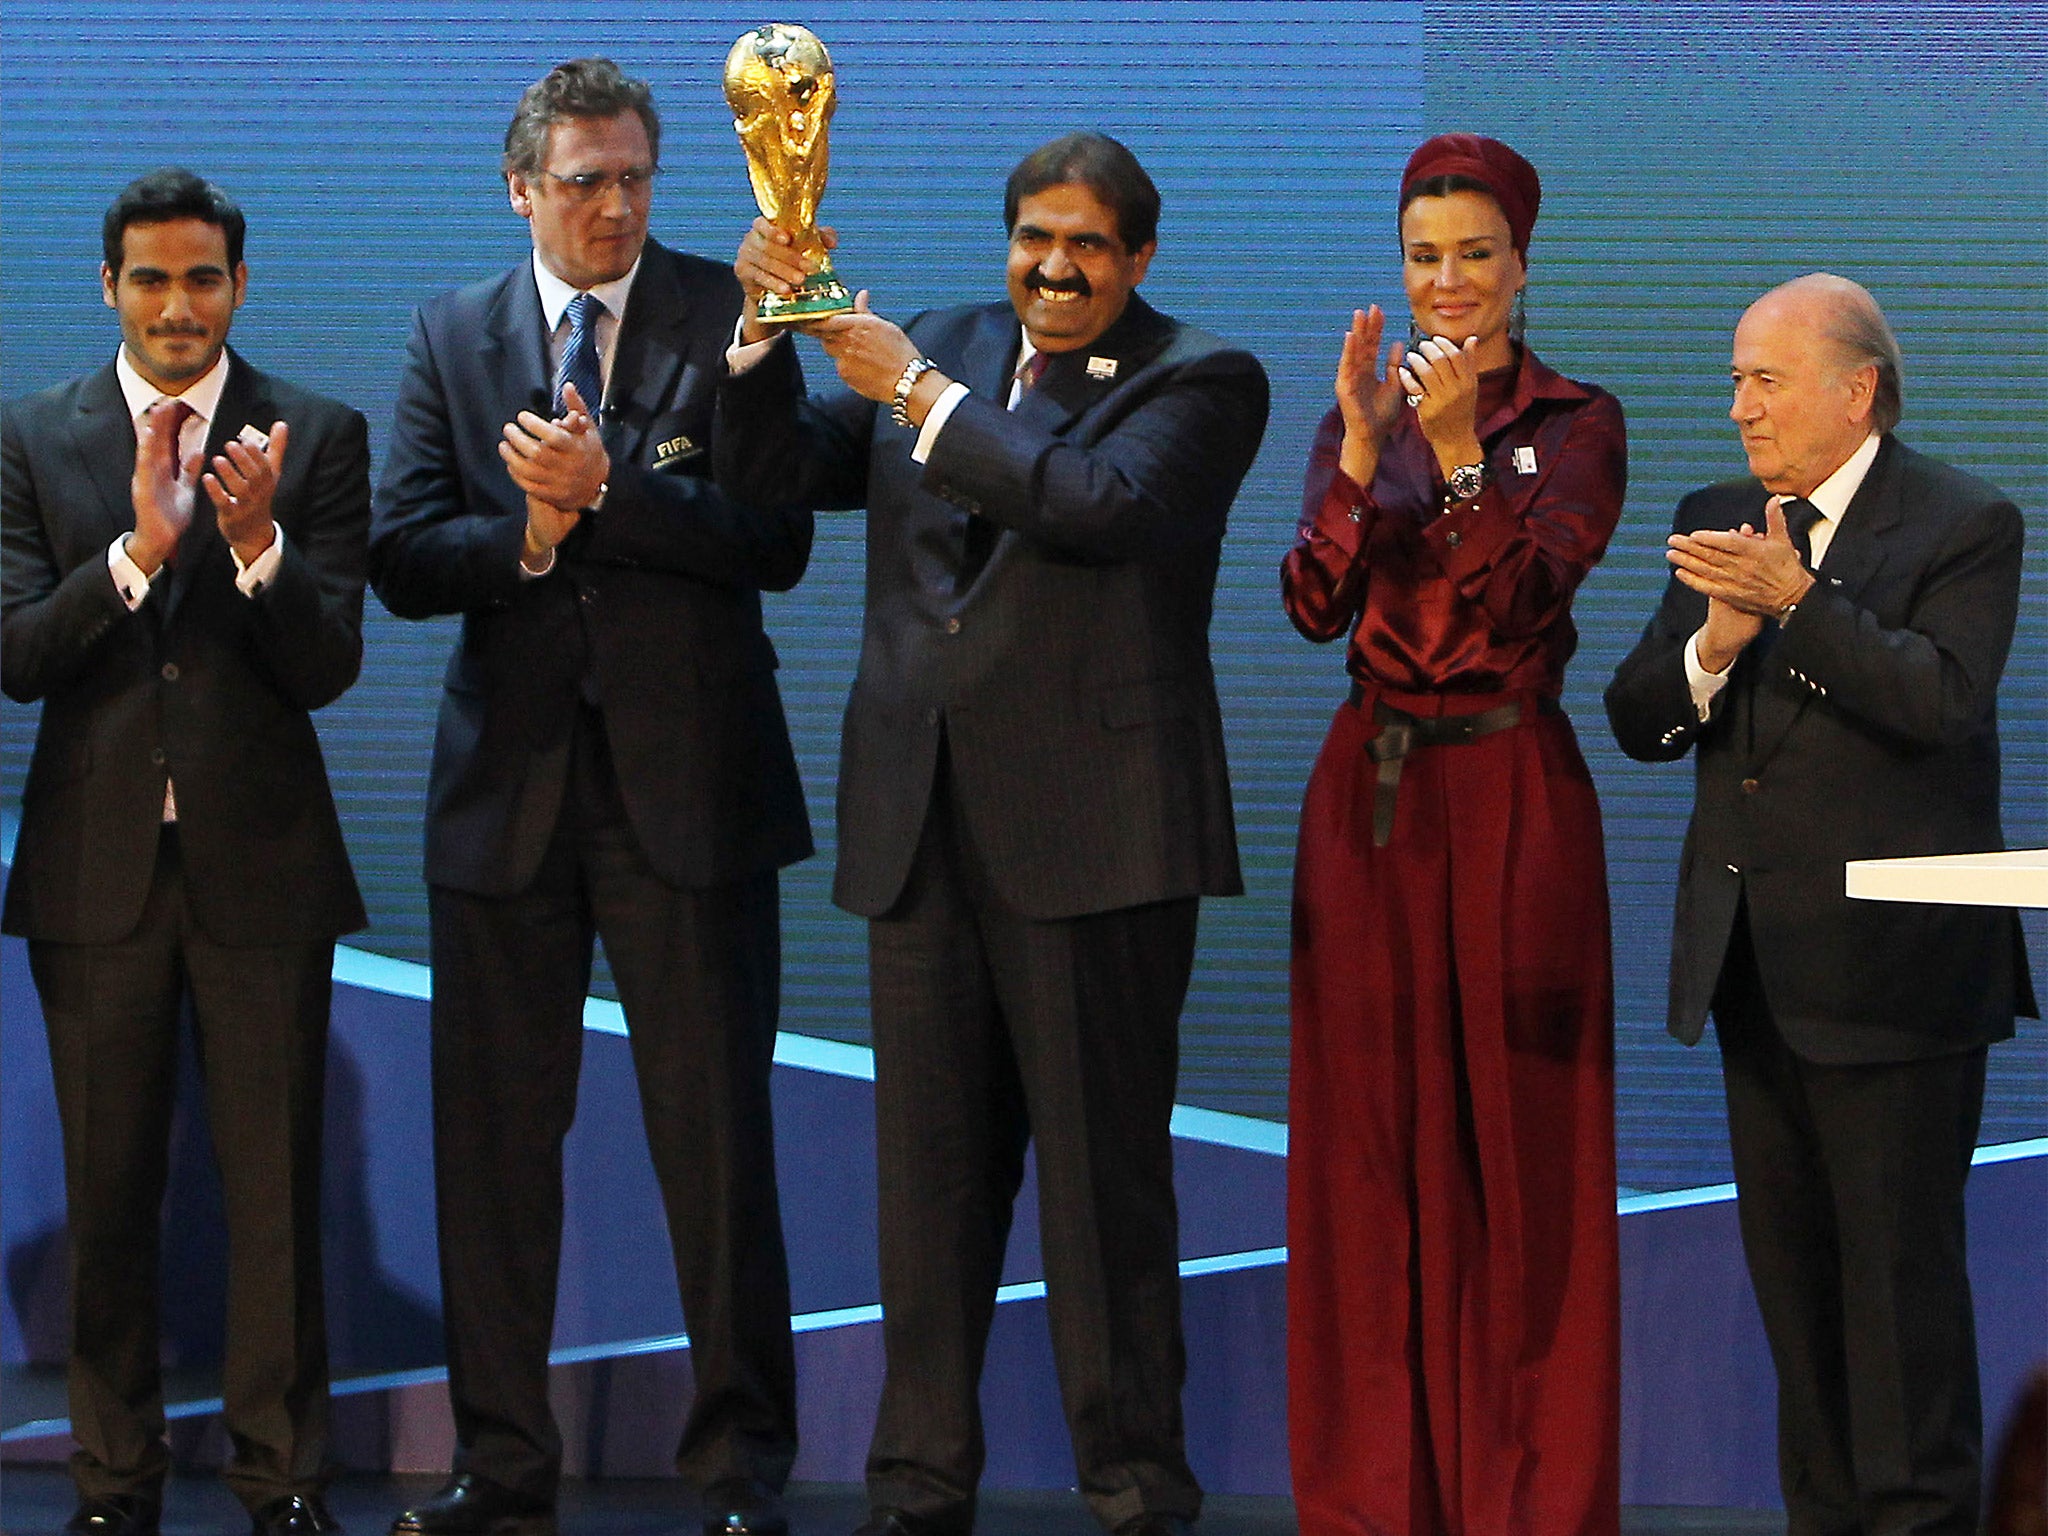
left=756, top=264, right=855, bottom=326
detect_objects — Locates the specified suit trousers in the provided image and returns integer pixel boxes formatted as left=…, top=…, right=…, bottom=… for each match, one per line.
left=427, top=704, right=797, bottom=1499
left=29, top=828, right=334, bottom=1513
left=864, top=739, right=1203, bottom=1534
left=1714, top=901, right=1987, bottom=1536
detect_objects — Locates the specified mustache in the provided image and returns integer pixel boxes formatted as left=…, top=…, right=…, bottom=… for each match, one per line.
left=1026, top=270, right=1090, bottom=297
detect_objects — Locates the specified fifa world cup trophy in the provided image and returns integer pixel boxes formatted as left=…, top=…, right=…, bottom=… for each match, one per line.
left=725, top=23, right=855, bottom=324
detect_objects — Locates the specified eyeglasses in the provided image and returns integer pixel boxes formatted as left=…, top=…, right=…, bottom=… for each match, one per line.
left=538, top=166, right=659, bottom=202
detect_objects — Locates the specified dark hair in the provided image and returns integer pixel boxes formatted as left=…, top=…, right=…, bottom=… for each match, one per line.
left=102, top=167, right=245, bottom=274
left=1003, top=132, right=1159, bottom=252
left=1398, top=173, right=1495, bottom=218
left=504, top=57, right=661, bottom=180
left=1398, top=173, right=1511, bottom=258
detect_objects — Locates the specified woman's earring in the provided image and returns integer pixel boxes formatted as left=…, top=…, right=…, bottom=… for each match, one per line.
left=1510, top=286, right=1528, bottom=344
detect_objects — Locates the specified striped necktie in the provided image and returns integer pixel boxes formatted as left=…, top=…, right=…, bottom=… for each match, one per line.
left=554, top=291, right=605, bottom=416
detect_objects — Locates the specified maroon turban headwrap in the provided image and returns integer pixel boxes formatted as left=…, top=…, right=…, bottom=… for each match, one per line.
left=1400, top=133, right=1541, bottom=257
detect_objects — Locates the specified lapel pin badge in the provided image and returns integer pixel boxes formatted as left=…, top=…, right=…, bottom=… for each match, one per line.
left=1085, top=356, right=1118, bottom=381
left=1513, top=445, right=1537, bottom=475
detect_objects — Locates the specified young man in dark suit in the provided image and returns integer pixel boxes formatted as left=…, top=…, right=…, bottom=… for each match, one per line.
left=718, top=133, right=1269, bottom=1536
left=2, top=168, right=371, bottom=1536
left=370, top=58, right=812, bottom=1536
left=1606, top=272, right=2032, bottom=1536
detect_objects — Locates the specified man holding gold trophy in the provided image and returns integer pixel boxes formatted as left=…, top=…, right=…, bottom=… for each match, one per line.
left=718, top=26, right=1271, bottom=1536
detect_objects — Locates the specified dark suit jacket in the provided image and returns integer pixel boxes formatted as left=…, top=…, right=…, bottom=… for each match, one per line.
left=715, top=294, right=1267, bottom=920
left=370, top=241, right=814, bottom=895
left=1605, top=434, right=2034, bottom=1064
left=1, top=349, right=369, bottom=947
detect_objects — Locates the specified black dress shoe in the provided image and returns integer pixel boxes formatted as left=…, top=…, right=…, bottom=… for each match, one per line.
left=702, top=1477, right=788, bottom=1536
left=64, top=1495, right=160, bottom=1535
left=252, top=1493, right=343, bottom=1534
left=1112, top=1517, right=1193, bottom=1536
left=390, top=1474, right=555, bottom=1535
left=852, top=1511, right=953, bottom=1536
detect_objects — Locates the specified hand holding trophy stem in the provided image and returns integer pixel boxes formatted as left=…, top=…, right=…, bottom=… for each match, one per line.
left=725, top=23, right=854, bottom=325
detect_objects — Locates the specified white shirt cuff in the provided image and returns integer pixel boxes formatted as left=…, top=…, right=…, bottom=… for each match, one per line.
left=911, top=382, right=971, bottom=465
left=519, top=545, right=556, bottom=580
left=108, top=535, right=161, bottom=610
left=1684, top=629, right=1732, bottom=721
left=230, top=524, right=285, bottom=596
left=726, top=316, right=782, bottom=374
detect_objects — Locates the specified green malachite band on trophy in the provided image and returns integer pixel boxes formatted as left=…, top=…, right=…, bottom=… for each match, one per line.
left=755, top=256, right=855, bottom=325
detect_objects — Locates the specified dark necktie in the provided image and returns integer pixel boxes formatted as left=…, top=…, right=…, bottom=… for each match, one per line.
left=554, top=292, right=605, bottom=416
left=1748, top=496, right=1823, bottom=682
left=1782, top=496, right=1822, bottom=566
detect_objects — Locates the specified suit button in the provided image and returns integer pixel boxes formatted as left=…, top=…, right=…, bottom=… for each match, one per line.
left=1445, top=530, right=1463, bottom=549
left=923, top=707, right=940, bottom=727
left=160, top=662, right=180, bottom=682
left=944, top=616, right=961, bottom=635
left=1740, top=777, right=1760, bottom=794
left=150, top=747, right=166, bottom=765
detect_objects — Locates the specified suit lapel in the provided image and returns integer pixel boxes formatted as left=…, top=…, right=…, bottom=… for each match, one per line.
left=607, top=244, right=687, bottom=466
left=65, top=365, right=140, bottom=551
left=1012, top=294, right=1174, bottom=437
left=953, top=307, right=1021, bottom=406
left=1804, top=435, right=1901, bottom=607
left=481, top=266, right=555, bottom=429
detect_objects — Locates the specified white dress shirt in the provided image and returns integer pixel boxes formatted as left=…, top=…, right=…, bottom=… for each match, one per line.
left=1684, top=431, right=1882, bottom=718
left=531, top=248, right=640, bottom=407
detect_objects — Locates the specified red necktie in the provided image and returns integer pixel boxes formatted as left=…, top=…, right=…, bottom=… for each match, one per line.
left=1014, top=351, right=1049, bottom=403
left=155, top=398, right=195, bottom=479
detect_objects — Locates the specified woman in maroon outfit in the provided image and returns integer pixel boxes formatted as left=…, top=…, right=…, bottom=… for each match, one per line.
left=1283, top=135, right=1628, bottom=1536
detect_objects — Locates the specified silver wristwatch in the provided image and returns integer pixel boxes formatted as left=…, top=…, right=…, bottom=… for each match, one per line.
left=1446, top=461, right=1489, bottom=502
left=891, top=357, right=938, bottom=428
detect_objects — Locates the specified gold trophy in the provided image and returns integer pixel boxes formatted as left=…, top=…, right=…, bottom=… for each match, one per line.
left=724, top=23, right=854, bottom=325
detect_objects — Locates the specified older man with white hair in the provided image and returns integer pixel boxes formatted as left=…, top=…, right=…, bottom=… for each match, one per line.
left=1606, top=272, right=2033, bottom=1536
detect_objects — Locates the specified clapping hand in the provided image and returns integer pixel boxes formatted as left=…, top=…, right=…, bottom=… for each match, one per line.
left=1334, top=305, right=1407, bottom=488
left=1400, top=333, right=1485, bottom=480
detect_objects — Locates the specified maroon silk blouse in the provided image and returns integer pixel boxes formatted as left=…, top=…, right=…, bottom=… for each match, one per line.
left=1282, top=347, right=1627, bottom=698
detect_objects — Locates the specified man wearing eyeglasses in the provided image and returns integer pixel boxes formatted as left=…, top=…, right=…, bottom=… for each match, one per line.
left=370, top=57, right=813, bottom=1536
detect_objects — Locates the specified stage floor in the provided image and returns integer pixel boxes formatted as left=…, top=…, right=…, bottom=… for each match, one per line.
left=0, top=1466, right=1784, bottom=1536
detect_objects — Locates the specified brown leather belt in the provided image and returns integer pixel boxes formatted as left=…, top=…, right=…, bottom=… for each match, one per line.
left=1347, top=682, right=1558, bottom=846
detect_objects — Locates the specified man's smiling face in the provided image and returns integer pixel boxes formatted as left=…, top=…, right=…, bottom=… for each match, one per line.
left=1005, top=181, right=1154, bottom=354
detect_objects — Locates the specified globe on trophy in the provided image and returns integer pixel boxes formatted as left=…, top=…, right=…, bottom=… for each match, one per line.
left=725, top=23, right=855, bottom=325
